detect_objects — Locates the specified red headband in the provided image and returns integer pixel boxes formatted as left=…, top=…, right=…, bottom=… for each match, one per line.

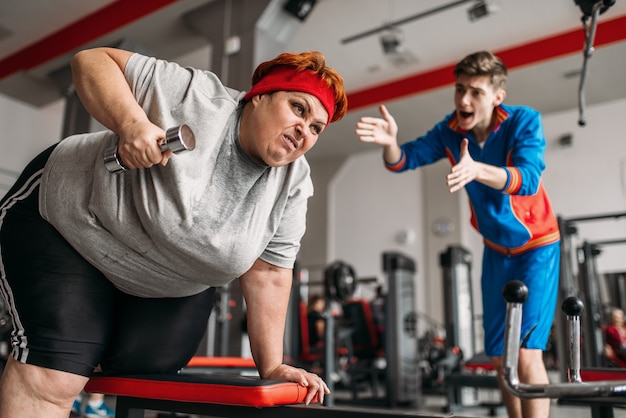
left=244, top=65, right=335, bottom=124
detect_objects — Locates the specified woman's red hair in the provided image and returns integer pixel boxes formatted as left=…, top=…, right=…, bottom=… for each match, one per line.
left=249, top=51, right=347, bottom=123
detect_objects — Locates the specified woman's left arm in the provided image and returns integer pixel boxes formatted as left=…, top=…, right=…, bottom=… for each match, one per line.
left=240, top=258, right=329, bottom=404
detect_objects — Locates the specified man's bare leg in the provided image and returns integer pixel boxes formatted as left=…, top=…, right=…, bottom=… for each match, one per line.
left=0, top=356, right=88, bottom=418
left=492, top=348, right=550, bottom=418
left=518, top=348, right=550, bottom=418
left=492, top=355, right=522, bottom=418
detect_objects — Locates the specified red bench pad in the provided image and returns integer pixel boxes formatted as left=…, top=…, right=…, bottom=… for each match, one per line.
left=186, top=356, right=256, bottom=369
left=85, top=374, right=310, bottom=408
left=580, top=368, right=626, bottom=382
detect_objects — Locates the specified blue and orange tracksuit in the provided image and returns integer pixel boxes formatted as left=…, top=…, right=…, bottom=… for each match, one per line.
left=386, top=104, right=560, bottom=356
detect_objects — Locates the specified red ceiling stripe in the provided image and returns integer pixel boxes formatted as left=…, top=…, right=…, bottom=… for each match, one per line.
left=347, top=13, right=626, bottom=111
left=0, top=0, right=179, bottom=80
left=1, top=5, right=625, bottom=108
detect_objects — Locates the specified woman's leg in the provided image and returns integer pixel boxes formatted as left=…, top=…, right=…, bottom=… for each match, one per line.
left=0, top=145, right=115, bottom=417
left=0, top=356, right=88, bottom=418
left=100, top=287, right=216, bottom=375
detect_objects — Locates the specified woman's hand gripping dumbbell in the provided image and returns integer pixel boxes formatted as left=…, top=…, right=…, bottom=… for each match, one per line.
left=104, top=124, right=196, bottom=173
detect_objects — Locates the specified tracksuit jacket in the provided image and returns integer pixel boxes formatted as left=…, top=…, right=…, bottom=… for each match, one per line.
left=385, top=104, right=560, bottom=254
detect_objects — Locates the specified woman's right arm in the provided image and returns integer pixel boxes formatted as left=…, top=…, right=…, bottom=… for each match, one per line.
left=70, top=47, right=169, bottom=168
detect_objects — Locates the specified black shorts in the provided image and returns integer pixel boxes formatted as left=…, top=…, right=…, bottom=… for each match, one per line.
left=0, top=145, right=215, bottom=377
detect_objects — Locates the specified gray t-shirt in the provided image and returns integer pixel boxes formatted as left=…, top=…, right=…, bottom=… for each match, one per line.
left=39, top=53, right=313, bottom=298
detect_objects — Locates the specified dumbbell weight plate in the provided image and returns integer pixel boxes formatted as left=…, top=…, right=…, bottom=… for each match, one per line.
left=163, top=124, right=195, bottom=153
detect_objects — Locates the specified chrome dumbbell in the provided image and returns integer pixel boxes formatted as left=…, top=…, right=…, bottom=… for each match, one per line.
left=104, top=124, right=196, bottom=173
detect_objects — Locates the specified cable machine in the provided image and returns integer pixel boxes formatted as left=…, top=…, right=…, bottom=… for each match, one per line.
left=577, top=238, right=626, bottom=366
left=557, top=211, right=626, bottom=373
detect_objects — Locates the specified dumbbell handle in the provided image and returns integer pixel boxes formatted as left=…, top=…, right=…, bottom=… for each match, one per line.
left=502, top=284, right=626, bottom=398
left=104, top=124, right=195, bottom=173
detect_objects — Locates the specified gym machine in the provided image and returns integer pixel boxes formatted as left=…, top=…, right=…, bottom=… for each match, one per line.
left=577, top=238, right=626, bottom=367
left=197, top=281, right=247, bottom=358
left=439, top=245, right=499, bottom=413
left=382, top=252, right=419, bottom=407
left=577, top=241, right=604, bottom=367
left=558, top=211, right=626, bottom=372
left=440, top=245, right=476, bottom=362
left=284, top=263, right=304, bottom=365
left=312, top=253, right=419, bottom=407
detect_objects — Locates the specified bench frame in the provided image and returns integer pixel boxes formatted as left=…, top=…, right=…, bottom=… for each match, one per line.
left=110, top=396, right=453, bottom=418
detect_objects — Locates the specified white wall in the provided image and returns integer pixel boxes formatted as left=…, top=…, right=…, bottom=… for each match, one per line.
left=543, top=98, right=626, bottom=274
left=327, top=151, right=425, bottom=303
left=0, top=94, right=64, bottom=195
left=297, top=156, right=346, bottom=286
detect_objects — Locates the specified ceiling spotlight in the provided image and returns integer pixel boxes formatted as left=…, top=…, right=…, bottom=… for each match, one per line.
left=379, top=26, right=404, bottom=55
left=283, top=0, right=317, bottom=21
left=467, top=0, right=497, bottom=22
left=379, top=26, right=418, bottom=67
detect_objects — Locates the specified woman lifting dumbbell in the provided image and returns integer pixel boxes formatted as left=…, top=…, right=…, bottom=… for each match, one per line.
left=0, top=46, right=347, bottom=417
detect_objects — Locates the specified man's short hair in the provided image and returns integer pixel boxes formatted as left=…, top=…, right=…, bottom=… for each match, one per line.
left=454, top=51, right=508, bottom=90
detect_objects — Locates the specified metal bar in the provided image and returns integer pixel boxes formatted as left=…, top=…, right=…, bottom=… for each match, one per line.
left=563, top=211, right=626, bottom=224
left=567, top=314, right=582, bottom=383
left=502, top=282, right=626, bottom=399
left=577, top=1, right=604, bottom=126
left=589, top=238, right=626, bottom=247
left=505, top=380, right=626, bottom=399
left=114, top=396, right=145, bottom=418
left=113, top=395, right=453, bottom=418
left=557, top=216, right=576, bottom=380
left=323, top=303, right=335, bottom=407
left=502, top=295, right=523, bottom=389
left=579, top=242, right=605, bottom=367
left=340, top=0, right=471, bottom=44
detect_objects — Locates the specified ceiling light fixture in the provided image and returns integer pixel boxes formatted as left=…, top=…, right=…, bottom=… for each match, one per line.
left=283, top=0, right=317, bottom=22
left=467, top=0, right=497, bottom=22
left=379, top=25, right=419, bottom=67
left=379, top=26, right=404, bottom=55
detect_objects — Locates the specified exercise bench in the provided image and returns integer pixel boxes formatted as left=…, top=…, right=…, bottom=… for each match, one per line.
left=181, top=355, right=258, bottom=375
left=85, top=372, right=456, bottom=418
left=445, top=352, right=502, bottom=416
left=85, top=372, right=314, bottom=418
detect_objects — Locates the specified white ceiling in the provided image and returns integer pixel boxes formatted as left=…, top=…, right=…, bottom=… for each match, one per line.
left=1, top=0, right=625, bottom=160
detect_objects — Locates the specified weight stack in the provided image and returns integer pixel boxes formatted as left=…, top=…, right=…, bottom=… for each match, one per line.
left=383, top=252, right=419, bottom=406
left=440, top=245, right=476, bottom=406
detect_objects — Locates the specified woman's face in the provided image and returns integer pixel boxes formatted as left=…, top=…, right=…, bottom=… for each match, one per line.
left=242, top=91, right=329, bottom=167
